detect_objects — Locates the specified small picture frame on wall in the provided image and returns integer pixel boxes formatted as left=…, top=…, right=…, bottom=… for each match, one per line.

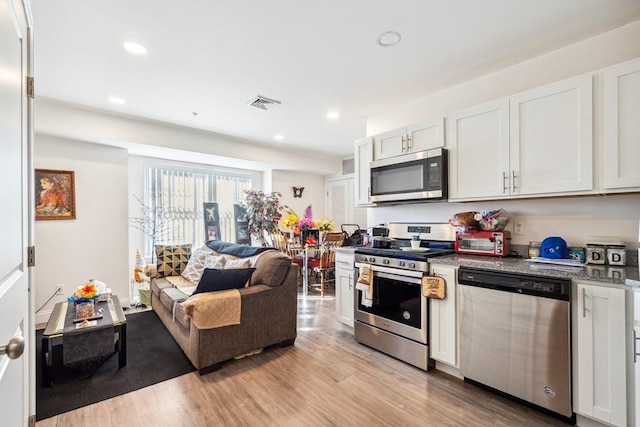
left=203, top=202, right=221, bottom=241
left=35, top=169, right=76, bottom=220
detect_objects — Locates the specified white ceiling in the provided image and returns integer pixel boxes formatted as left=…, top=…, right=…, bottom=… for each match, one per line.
left=31, top=0, right=640, bottom=159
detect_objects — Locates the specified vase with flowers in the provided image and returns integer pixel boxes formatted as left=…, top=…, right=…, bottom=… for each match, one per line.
left=68, top=281, right=100, bottom=319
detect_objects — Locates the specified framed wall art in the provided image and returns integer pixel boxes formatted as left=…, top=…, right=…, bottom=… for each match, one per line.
left=35, top=169, right=76, bottom=220
left=203, top=202, right=221, bottom=241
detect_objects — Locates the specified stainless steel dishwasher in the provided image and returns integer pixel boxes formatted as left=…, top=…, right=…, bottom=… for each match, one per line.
left=458, top=267, right=574, bottom=422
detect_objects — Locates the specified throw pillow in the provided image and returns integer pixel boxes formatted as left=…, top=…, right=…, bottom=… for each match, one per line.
left=155, top=244, right=192, bottom=278
left=181, top=246, right=215, bottom=283
left=224, top=257, right=251, bottom=269
left=202, top=254, right=227, bottom=270
left=193, top=268, right=256, bottom=294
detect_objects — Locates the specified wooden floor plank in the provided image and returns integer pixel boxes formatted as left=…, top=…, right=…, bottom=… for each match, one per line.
left=36, top=292, right=569, bottom=426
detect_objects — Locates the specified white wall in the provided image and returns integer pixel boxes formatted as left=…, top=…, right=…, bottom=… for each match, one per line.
left=272, top=170, right=326, bottom=222
left=35, top=136, right=129, bottom=324
left=365, top=21, right=640, bottom=250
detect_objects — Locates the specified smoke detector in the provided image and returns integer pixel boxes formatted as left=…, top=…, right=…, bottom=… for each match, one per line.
left=247, top=95, right=281, bottom=111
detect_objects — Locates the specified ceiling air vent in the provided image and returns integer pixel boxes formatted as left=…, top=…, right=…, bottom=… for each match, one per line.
left=247, top=95, right=281, bottom=111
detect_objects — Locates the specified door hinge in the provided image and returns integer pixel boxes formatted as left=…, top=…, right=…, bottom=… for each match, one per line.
left=28, top=246, right=35, bottom=267
left=29, top=414, right=36, bottom=427
left=27, top=76, right=34, bottom=99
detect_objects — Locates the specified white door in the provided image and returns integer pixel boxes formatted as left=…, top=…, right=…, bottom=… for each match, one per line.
left=0, top=1, right=33, bottom=426
left=326, top=178, right=349, bottom=229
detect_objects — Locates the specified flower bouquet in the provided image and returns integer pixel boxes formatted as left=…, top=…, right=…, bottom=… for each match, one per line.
left=68, top=282, right=100, bottom=319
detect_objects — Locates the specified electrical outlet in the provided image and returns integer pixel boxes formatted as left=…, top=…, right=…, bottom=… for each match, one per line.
left=55, top=285, right=64, bottom=295
left=514, top=222, right=524, bottom=235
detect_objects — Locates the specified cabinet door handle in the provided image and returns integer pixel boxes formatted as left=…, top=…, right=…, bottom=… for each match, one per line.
left=502, top=172, right=508, bottom=194
left=582, top=288, right=587, bottom=318
left=512, top=170, right=517, bottom=191
left=401, top=136, right=406, bottom=151
left=634, top=329, right=639, bottom=363
left=407, top=135, right=412, bottom=150
left=348, top=275, right=353, bottom=290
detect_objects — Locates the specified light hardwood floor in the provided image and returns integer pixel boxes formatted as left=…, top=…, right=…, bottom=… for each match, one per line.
left=37, top=291, right=568, bottom=427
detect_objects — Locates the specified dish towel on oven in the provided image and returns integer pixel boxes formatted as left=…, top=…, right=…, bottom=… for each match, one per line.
left=356, top=263, right=373, bottom=307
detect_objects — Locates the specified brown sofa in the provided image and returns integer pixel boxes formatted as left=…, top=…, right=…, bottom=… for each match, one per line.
left=150, top=248, right=299, bottom=374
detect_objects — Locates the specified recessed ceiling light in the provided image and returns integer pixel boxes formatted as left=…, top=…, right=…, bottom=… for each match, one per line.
left=123, top=41, right=147, bottom=55
left=274, top=134, right=284, bottom=141
left=377, top=31, right=401, bottom=47
left=326, top=111, right=340, bottom=120
left=108, top=96, right=125, bottom=104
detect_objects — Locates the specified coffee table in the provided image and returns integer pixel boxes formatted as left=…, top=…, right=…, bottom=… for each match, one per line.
left=41, top=295, right=127, bottom=387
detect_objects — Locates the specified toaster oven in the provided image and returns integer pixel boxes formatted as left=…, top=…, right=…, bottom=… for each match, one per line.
left=455, top=231, right=511, bottom=257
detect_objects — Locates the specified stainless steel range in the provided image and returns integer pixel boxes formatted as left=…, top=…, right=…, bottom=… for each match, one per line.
left=354, top=222, right=455, bottom=371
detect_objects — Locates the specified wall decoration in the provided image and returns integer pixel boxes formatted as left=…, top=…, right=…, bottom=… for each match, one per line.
left=233, top=204, right=250, bottom=245
left=203, top=202, right=221, bottom=241
left=292, top=186, right=304, bottom=198
left=35, top=169, right=76, bottom=220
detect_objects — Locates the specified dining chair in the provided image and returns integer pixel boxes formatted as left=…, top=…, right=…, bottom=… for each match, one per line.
left=308, top=232, right=344, bottom=296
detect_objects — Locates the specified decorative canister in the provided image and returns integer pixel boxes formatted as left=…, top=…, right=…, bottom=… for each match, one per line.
left=568, top=247, right=586, bottom=263
left=528, top=241, right=541, bottom=258
left=75, top=301, right=95, bottom=319
left=606, top=245, right=626, bottom=266
left=586, top=244, right=606, bottom=265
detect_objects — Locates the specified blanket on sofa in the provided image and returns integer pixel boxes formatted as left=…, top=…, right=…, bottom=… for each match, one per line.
left=182, top=289, right=241, bottom=329
left=205, top=241, right=276, bottom=258
left=165, top=275, right=197, bottom=296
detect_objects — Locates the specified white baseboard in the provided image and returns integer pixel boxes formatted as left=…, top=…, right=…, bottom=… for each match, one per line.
left=434, top=361, right=463, bottom=379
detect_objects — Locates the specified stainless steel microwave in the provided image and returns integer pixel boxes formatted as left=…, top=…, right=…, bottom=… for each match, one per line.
left=370, top=148, right=448, bottom=203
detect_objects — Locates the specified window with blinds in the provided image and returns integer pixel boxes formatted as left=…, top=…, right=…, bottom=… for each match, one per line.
left=141, top=162, right=253, bottom=258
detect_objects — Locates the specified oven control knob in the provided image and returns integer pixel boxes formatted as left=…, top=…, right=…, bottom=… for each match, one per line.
left=409, top=262, right=416, bottom=269
left=383, top=259, right=390, bottom=265
left=398, top=261, right=405, bottom=267
left=369, top=257, right=376, bottom=263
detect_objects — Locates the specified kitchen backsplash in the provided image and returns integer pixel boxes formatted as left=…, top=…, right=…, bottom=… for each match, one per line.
left=367, top=193, right=639, bottom=253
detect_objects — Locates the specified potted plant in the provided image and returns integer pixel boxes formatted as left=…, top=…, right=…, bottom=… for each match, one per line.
left=242, top=190, right=286, bottom=245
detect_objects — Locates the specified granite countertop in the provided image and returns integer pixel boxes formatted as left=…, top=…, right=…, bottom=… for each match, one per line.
left=429, top=254, right=640, bottom=288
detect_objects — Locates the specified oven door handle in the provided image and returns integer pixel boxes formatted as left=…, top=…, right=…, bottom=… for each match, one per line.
left=375, top=271, right=423, bottom=285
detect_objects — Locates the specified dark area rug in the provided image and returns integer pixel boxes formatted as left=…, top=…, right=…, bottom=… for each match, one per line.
left=36, top=310, right=195, bottom=421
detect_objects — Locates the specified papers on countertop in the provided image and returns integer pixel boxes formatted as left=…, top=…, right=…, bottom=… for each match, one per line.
left=525, top=257, right=586, bottom=268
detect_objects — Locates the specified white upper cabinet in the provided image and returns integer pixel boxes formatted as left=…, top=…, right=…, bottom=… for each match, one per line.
left=449, top=74, right=594, bottom=200
left=603, top=58, right=640, bottom=191
left=510, top=74, right=593, bottom=195
left=354, top=137, right=374, bottom=206
left=374, top=118, right=444, bottom=160
left=448, top=99, right=510, bottom=199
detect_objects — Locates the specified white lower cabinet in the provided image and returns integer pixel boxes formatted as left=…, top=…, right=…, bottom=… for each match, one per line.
left=429, top=264, right=458, bottom=367
left=574, top=282, right=627, bottom=427
left=335, top=251, right=354, bottom=330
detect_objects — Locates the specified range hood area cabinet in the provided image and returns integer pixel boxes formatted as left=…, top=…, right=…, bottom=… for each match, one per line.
left=448, top=74, right=594, bottom=201
left=373, top=118, right=445, bottom=161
